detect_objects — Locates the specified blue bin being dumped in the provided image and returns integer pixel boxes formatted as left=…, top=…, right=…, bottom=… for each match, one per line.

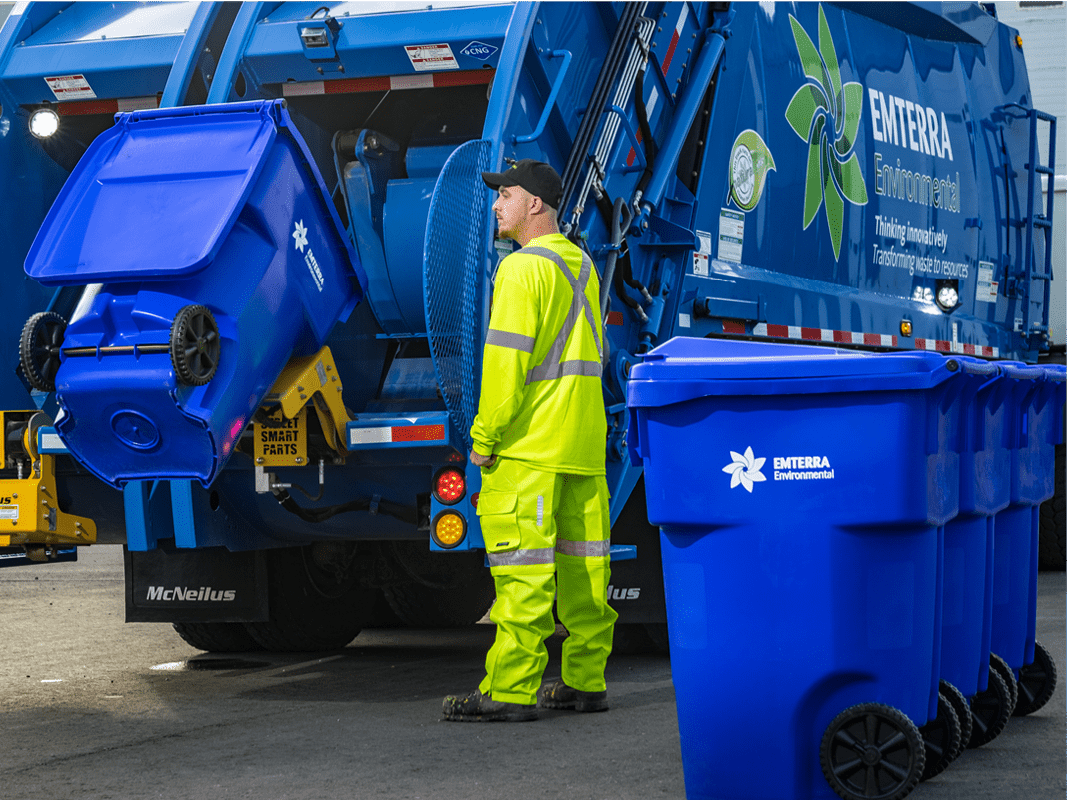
left=989, top=363, right=1064, bottom=695
left=626, top=337, right=973, bottom=800
left=24, top=100, right=366, bottom=488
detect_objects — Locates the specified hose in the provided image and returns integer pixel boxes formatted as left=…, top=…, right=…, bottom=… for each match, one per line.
left=272, top=488, right=418, bottom=526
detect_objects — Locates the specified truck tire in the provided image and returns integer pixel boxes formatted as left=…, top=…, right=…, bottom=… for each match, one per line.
left=1038, top=444, right=1065, bottom=571
left=381, top=543, right=495, bottom=628
left=245, top=544, right=370, bottom=651
left=173, top=622, right=263, bottom=653
left=383, top=575, right=495, bottom=627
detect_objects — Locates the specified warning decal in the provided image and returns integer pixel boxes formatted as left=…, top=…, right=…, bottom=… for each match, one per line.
left=45, top=75, right=97, bottom=101
left=0, top=505, right=18, bottom=522
left=405, top=43, right=459, bottom=72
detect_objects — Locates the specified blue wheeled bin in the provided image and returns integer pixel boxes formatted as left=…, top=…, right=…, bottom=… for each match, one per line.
left=626, top=337, right=971, bottom=800
left=989, top=363, right=1064, bottom=718
left=22, top=100, right=367, bottom=488
left=938, top=358, right=1008, bottom=750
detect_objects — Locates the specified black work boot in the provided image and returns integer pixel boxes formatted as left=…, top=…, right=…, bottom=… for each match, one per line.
left=441, top=690, right=538, bottom=722
left=537, top=678, right=609, bottom=712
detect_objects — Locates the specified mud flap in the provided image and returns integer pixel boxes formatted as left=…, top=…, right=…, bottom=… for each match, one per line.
left=125, top=543, right=268, bottom=623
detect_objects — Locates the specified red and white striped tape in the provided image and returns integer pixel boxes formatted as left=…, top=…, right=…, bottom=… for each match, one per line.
left=56, top=95, right=160, bottom=116
left=749, top=322, right=998, bottom=357
left=282, top=69, right=492, bottom=98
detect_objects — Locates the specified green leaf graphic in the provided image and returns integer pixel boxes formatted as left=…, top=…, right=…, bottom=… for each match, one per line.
left=818, top=5, right=843, bottom=132
left=803, top=116, right=827, bottom=229
left=835, top=82, right=864, bottom=157
left=786, top=84, right=828, bottom=142
left=786, top=4, right=867, bottom=261
left=830, top=150, right=869, bottom=206
left=822, top=145, right=845, bottom=260
left=789, top=15, right=832, bottom=107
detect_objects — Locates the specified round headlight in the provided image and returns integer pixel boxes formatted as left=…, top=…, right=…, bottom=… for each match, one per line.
left=936, top=285, right=959, bottom=311
left=29, top=108, right=60, bottom=140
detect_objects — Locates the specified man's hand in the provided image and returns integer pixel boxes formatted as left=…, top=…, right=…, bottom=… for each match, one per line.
left=470, top=450, right=497, bottom=468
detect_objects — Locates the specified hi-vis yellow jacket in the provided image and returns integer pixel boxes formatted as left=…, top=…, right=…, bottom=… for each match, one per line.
left=470, top=233, right=607, bottom=476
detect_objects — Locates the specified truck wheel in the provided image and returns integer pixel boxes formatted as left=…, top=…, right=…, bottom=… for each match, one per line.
left=172, top=622, right=262, bottom=653
left=1013, top=640, right=1057, bottom=716
left=245, top=544, right=370, bottom=651
left=20, top=311, right=66, bottom=392
left=383, top=574, right=495, bottom=627
left=1038, top=445, right=1065, bottom=571
left=381, top=543, right=495, bottom=627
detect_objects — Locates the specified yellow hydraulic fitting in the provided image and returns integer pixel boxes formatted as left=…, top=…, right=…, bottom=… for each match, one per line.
left=0, top=411, right=96, bottom=553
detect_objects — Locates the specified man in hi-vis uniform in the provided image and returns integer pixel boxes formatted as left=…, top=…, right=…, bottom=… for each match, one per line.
left=442, top=159, right=617, bottom=722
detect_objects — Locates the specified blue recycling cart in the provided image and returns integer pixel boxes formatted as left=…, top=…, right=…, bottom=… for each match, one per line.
left=627, top=337, right=973, bottom=800
left=939, top=358, right=1005, bottom=702
left=23, top=100, right=367, bottom=488
left=988, top=363, right=1064, bottom=716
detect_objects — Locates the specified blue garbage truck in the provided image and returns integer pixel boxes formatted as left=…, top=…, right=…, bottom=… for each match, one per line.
left=0, top=0, right=1058, bottom=664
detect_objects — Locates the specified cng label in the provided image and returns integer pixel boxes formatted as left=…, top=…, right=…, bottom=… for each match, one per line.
left=723, top=447, right=835, bottom=491
left=461, top=41, right=498, bottom=61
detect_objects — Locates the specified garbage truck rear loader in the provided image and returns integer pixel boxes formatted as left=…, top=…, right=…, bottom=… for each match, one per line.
left=0, top=2, right=1058, bottom=657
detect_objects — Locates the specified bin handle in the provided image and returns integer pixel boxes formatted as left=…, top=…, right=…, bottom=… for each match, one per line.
left=513, top=49, right=572, bottom=144
left=954, top=359, right=998, bottom=377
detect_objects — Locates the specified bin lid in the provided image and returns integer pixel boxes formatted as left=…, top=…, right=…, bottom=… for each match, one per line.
left=26, top=101, right=303, bottom=285
left=627, top=336, right=976, bottom=408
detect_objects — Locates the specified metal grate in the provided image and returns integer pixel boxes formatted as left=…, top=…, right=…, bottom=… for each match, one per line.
left=423, top=138, right=491, bottom=450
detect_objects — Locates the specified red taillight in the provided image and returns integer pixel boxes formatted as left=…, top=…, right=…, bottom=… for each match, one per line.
left=433, top=467, right=466, bottom=505
left=470, top=492, right=479, bottom=509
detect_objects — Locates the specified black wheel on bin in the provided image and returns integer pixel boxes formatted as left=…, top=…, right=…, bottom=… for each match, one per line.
left=173, top=622, right=263, bottom=653
left=939, top=680, right=972, bottom=754
left=1013, top=640, right=1057, bottom=716
left=170, top=304, right=220, bottom=386
left=989, top=652, right=1018, bottom=714
left=20, top=311, right=67, bottom=392
left=820, top=703, right=925, bottom=800
left=918, top=690, right=962, bottom=781
left=967, top=666, right=1013, bottom=748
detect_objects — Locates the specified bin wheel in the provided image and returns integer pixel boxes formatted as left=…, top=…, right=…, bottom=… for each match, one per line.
left=939, top=680, right=972, bottom=754
left=820, top=703, right=924, bottom=800
left=20, top=311, right=66, bottom=392
left=918, top=690, right=962, bottom=781
left=967, top=666, right=1012, bottom=748
left=170, top=304, right=219, bottom=386
left=989, top=652, right=1018, bottom=714
left=1013, top=640, right=1057, bottom=716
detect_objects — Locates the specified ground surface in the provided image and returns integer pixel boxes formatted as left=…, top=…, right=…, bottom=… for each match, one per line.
left=0, top=545, right=1062, bottom=799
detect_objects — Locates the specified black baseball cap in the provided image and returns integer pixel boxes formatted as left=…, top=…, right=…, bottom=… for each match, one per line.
left=481, top=159, right=562, bottom=209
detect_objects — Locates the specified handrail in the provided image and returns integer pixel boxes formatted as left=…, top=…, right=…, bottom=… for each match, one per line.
left=513, top=49, right=572, bottom=144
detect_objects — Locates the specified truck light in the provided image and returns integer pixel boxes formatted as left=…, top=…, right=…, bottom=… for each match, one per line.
left=432, top=510, right=467, bottom=548
left=936, top=283, right=959, bottom=312
left=900, top=320, right=913, bottom=338
left=433, top=466, right=466, bottom=505
left=29, top=108, right=59, bottom=139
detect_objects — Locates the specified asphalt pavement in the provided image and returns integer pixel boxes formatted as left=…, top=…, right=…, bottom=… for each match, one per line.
left=0, top=545, right=1062, bottom=799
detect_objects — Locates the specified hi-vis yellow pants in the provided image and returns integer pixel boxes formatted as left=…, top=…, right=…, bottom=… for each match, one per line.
left=476, top=458, right=618, bottom=706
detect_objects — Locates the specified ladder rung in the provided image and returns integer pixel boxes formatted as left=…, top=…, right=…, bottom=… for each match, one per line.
left=1035, top=165, right=1054, bottom=175
left=1034, top=217, right=1052, bottom=229
left=1030, top=273, right=1052, bottom=281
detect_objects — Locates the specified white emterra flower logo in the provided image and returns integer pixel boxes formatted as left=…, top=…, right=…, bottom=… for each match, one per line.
left=722, top=447, right=767, bottom=493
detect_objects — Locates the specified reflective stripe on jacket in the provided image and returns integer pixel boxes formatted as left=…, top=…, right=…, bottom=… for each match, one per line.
left=470, top=233, right=607, bottom=475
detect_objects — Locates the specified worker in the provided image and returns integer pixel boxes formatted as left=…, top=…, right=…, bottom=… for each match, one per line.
left=442, top=159, right=618, bottom=722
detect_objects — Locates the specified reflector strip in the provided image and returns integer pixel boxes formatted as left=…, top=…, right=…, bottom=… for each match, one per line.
left=56, top=96, right=159, bottom=116
left=281, top=69, right=493, bottom=98
left=739, top=322, right=999, bottom=357
left=661, top=4, right=689, bottom=74
left=349, top=424, right=446, bottom=445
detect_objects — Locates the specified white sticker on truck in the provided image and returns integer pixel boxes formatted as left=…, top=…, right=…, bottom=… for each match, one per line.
left=45, top=75, right=97, bottom=101
left=718, top=209, right=744, bottom=263
left=405, top=43, right=459, bottom=72
left=975, top=262, right=997, bottom=304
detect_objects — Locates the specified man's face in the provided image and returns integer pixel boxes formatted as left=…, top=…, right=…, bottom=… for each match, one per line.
left=492, top=185, right=533, bottom=241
